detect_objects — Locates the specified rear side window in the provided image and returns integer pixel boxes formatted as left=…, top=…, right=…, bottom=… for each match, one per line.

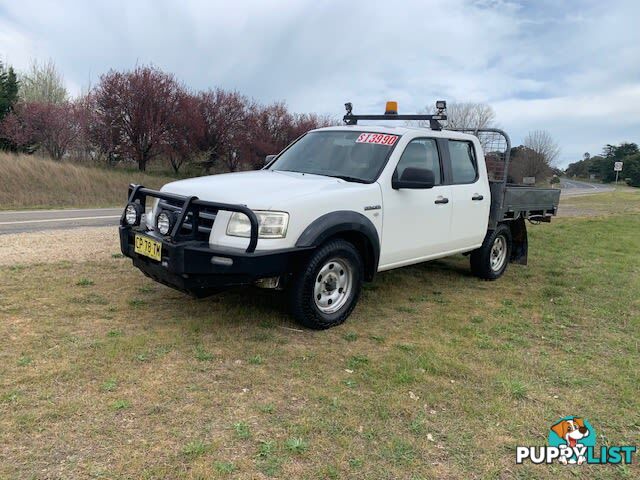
left=395, top=138, right=441, bottom=185
left=448, top=140, right=477, bottom=184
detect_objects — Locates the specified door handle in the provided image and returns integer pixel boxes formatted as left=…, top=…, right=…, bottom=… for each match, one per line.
left=434, top=197, right=449, bottom=205
left=472, top=194, right=484, bottom=201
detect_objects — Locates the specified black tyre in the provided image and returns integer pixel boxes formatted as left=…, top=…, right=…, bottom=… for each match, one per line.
left=289, top=239, right=363, bottom=329
left=470, top=224, right=512, bottom=280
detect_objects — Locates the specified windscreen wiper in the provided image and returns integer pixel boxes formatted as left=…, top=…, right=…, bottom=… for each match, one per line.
left=274, top=170, right=368, bottom=183
left=326, top=174, right=368, bottom=184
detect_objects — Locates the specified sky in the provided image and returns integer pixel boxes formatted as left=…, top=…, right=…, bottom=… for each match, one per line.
left=1, top=0, right=639, bottom=167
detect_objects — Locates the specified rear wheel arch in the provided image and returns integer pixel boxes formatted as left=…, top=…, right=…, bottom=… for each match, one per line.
left=295, top=211, right=380, bottom=281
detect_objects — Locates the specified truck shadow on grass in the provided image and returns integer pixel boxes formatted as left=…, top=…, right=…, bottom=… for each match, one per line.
left=167, top=255, right=475, bottom=330
left=407, top=257, right=474, bottom=277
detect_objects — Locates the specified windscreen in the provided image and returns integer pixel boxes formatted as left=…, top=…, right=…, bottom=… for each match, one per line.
left=269, top=131, right=399, bottom=183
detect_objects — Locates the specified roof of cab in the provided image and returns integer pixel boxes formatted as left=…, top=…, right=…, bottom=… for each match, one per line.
left=311, top=124, right=478, bottom=142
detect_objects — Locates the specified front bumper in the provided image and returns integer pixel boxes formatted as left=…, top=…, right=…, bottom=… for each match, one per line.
left=120, top=226, right=312, bottom=296
left=120, top=184, right=312, bottom=296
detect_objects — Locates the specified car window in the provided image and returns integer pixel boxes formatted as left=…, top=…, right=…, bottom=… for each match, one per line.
left=395, top=138, right=441, bottom=185
left=449, top=140, right=477, bottom=184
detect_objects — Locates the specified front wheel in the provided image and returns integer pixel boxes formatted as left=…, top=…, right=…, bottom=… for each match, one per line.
left=288, top=239, right=363, bottom=329
left=470, top=224, right=512, bottom=280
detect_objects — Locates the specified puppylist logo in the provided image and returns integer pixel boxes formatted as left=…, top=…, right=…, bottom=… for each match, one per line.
left=516, top=416, right=636, bottom=465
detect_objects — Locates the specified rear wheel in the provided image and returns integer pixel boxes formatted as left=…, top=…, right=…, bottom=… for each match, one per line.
left=289, top=239, right=363, bottom=329
left=470, top=224, right=512, bottom=280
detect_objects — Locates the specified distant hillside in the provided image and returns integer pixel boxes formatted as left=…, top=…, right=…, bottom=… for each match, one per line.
left=0, top=153, right=178, bottom=210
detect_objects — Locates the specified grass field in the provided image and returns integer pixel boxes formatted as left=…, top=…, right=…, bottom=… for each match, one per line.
left=1, top=192, right=639, bottom=479
left=0, top=153, right=178, bottom=210
left=559, top=188, right=640, bottom=217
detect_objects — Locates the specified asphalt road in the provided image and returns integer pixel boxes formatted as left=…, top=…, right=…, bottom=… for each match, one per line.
left=560, top=178, right=614, bottom=196
left=0, top=208, right=123, bottom=234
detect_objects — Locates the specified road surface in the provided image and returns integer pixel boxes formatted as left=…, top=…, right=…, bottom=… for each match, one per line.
left=560, top=178, right=614, bottom=196
left=0, top=208, right=122, bottom=234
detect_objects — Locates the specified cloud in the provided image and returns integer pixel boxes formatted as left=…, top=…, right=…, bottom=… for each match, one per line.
left=1, top=0, right=638, bottom=165
left=495, top=84, right=640, bottom=163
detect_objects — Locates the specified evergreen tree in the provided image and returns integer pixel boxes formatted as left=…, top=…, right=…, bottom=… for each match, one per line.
left=0, top=60, right=19, bottom=120
left=0, top=60, right=19, bottom=150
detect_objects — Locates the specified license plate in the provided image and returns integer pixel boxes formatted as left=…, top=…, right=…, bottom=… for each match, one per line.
left=134, top=234, right=162, bottom=261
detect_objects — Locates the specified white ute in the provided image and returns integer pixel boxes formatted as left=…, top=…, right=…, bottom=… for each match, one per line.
left=119, top=101, right=560, bottom=329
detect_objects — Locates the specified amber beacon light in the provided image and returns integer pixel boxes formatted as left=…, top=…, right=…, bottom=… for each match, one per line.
left=384, top=101, right=398, bottom=115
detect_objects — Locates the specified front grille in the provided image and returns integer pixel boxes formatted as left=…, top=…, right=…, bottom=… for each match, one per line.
left=157, top=198, right=217, bottom=241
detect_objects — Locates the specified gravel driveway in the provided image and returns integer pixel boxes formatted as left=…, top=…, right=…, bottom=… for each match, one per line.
left=0, top=227, right=119, bottom=266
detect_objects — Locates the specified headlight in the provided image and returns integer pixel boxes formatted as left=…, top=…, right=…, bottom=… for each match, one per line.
left=125, top=203, right=143, bottom=226
left=226, top=211, right=289, bottom=239
left=156, top=211, right=175, bottom=235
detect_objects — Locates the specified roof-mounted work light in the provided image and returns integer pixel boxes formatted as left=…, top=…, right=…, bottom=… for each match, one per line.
left=344, top=102, right=353, bottom=116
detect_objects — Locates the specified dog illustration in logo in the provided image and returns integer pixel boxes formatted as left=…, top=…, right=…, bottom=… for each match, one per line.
left=551, top=417, right=590, bottom=464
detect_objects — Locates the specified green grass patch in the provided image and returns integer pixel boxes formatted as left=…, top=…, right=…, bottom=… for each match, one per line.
left=111, top=400, right=131, bottom=410
left=232, top=421, right=251, bottom=440
left=194, top=345, right=215, bottom=362
left=213, top=460, right=236, bottom=474
left=182, top=440, right=209, bottom=457
left=284, top=437, right=308, bottom=454
left=101, top=379, right=118, bottom=392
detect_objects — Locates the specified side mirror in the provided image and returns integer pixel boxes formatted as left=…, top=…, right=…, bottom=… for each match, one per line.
left=392, top=167, right=435, bottom=189
left=264, top=154, right=277, bottom=166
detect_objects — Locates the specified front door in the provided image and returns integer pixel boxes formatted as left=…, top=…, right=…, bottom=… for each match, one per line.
left=379, top=138, right=452, bottom=268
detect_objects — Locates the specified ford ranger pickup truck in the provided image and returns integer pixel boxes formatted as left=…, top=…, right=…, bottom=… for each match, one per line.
left=119, top=101, right=560, bottom=329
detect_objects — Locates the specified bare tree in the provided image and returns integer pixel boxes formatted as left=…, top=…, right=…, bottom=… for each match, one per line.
left=241, top=101, right=289, bottom=170
left=19, top=59, right=68, bottom=104
left=198, top=89, right=251, bottom=171
left=509, top=146, right=551, bottom=182
left=411, top=101, right=496, bottom=130
left=93, top=66, right=182, bottom=171
left=443, top=102, right=496, bottom=130
left=524, top=130, right=560, bottom=167
left=1, top=100, right=85, bottom=159
left=165, top=91, right=204, bottom=173
left=509, top=131, right=560, bottom=183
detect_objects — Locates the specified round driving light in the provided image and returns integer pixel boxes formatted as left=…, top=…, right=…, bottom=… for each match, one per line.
left=125, top=203, right=141, bottom=225
left=156, top=211, right=172, bottom=235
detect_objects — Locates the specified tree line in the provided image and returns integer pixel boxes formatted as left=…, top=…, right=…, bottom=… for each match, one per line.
left=1, top=60, right=570, bottom=182
left=565, top=143, right=640, bottom=187
left=0, top=60, right=333, bottom=172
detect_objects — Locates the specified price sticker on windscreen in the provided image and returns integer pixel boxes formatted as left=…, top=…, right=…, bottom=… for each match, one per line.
left=356, top=133, right=399, bottom=146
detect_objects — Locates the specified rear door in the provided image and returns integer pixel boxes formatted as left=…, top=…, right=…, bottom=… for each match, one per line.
left=378, top=138, right=452, bottom=268
left=445, top=139, right=490, bottom=250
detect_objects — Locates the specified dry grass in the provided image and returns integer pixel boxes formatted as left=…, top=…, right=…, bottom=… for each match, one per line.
left=0, top=153, right=177, bottom=210
left=559, top=188, right=640, bottom=217
left=0, top=194, right=638, bottom=479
